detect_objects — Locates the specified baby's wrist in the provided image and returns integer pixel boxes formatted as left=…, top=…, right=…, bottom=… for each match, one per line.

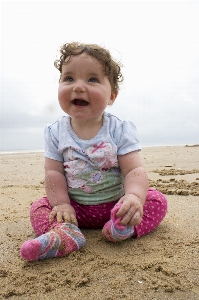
left=125, top=193, right=143, bottom=205
left=52, top=202, right=71, bottom=209
left=125, top=192, right=139, bottom=199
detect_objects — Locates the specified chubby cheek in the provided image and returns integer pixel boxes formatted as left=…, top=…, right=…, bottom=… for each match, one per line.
left=57, top=88, right=70, bottom=112
left=58, top=86, right=67, bottom=102
left=91, top=90, right=109, bottom=105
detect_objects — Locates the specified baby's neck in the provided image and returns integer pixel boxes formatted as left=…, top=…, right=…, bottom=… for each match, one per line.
left=70, top=116, right=103, bottom=140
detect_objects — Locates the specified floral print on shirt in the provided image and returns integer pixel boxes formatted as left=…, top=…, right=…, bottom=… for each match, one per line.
left=63, top=142, right=120, bottom=195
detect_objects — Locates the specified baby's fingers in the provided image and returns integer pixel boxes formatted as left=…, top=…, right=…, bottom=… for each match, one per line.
left=57, top=211, right=64, bottom=223
left=120, top=211, right=142, bottom=226
left=49, top=208, right=78, bottom=225
left=116, top=201, right=130, bottom=218
left=70, top=214, right=78, bottom=226
left=64, top=212, right=78, bottom=226
left=63, top=212, right=78, bottom=226
left=120, top=208, right=135, bottom=225
left=128, top=212, right=142, bottom=226
left=63, top=211, right=71, bottom=223
left=49, top=210, right=57, bottom=223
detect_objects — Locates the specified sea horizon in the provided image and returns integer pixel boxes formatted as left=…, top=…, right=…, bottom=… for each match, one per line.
left=1, top=144, right=198, bottom=156
left=0, top=126, right=198, bottom=154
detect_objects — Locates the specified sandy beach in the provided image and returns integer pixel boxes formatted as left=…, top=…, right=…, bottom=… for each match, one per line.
left=0, top=145, right=199, bottom=300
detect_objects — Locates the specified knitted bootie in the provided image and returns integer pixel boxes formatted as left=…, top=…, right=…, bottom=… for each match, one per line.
left=20, top=223, right=86, bottom=261
left=102, top=203, right=134, bottom=242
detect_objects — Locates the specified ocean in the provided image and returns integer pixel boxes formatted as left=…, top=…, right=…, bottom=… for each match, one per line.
left=0, top=127, right=45, bottom=152
left=0, top=127, right=198, bottom=153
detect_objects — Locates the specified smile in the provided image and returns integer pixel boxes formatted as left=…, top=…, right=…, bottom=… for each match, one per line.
left=72, top=99, right=89, bottom=106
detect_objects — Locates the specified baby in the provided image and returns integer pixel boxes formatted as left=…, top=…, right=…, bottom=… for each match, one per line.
left=20, top=42, right=167, bottom=261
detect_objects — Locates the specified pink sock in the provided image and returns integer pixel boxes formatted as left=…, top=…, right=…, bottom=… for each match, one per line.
left=102, top=203, right=134, bottom=242
left=20, top=223, right=86, bottom=261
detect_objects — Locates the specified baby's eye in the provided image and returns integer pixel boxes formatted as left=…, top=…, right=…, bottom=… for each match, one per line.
left=89, top=77, right=99, bottom=83
left=65, top=76, right=74, bottom=82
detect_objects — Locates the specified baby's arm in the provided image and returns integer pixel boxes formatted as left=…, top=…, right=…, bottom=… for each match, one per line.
left=117, top=151, right=149, bottom=226
left=45, top=157, right=77, bottom=225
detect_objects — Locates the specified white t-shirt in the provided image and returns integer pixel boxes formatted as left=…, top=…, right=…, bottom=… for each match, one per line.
left=44, top=112, right=141, bottom=205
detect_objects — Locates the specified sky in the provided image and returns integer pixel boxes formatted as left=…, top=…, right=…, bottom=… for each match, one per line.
left=1, top=0, right=199, bottom=150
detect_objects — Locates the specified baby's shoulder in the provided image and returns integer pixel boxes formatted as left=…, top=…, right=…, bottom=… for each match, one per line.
left=104, top=112, right=136, bottom=132
left=46, top=116, right=68, bottom=132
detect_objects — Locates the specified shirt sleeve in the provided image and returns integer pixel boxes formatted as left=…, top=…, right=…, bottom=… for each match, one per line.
left=115, top=120, right=141, bottom=155
left=44, top=124, right=64, bottom=162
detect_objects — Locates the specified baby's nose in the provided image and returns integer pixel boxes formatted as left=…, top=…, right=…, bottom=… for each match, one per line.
left=73, top=81, right=86, bottom=92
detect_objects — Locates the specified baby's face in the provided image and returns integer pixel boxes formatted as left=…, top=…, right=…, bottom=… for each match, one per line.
left=58, top=53, right=118, bottom=122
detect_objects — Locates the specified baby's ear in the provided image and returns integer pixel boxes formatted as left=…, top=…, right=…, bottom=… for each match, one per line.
left=109, top=90, right=118, bottom=105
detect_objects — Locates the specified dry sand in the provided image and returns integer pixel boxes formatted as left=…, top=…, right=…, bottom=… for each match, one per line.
left=0, top=145, right=199, bottom=300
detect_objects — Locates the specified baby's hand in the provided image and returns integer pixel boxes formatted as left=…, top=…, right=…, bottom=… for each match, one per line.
left=49, top=203, right=78, bottom=226
left=116, top=194, right=143, bottom=226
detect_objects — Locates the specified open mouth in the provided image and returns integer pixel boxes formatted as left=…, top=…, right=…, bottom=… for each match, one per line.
left=72, top=99, right=89, bottom=106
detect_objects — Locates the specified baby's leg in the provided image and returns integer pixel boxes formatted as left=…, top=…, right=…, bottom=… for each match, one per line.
left=29, top=196, right=58, bottom=235
left=20, top=197, right=86, bottom=261
left=135, top=189, right=168, bottom=237
left=102, top=189, right=167, bottom=242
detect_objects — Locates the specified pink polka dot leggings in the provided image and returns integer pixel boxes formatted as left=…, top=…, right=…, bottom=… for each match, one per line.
left=30, top=189, right=167, bottom=238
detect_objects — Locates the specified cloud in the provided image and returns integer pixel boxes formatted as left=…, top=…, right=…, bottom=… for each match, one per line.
left=1, top=1, right=199, bottom=148
left=0, top=76, right=62, bottom=128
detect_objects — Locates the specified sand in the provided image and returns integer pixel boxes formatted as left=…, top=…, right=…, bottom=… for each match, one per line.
left=0, top=145, right=199, bottom=300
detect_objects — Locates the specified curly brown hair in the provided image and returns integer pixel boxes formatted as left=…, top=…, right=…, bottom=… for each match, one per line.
left=54, top=42, right=123, bottom=91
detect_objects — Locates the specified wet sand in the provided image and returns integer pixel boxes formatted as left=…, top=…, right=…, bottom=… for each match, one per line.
left=0, top=145, right=199, bottom=299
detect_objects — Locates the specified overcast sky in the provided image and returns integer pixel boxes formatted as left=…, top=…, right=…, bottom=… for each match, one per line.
left=1, top=0, right=199, bottom=148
